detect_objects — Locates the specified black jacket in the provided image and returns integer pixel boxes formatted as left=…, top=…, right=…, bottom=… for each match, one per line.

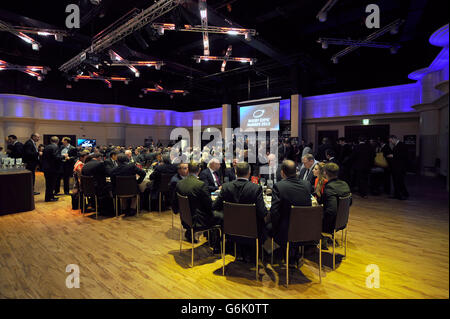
left=175, top=175, right=214, bottom=228
left=110, top=163, right=146, bottom=191
left=321, top=178, right=351, bottom=233
left=104, top=158, right=118, bottom=173
left=23, top=139, right=39, bottom=167
left=259, top=165, right=282, bottom=184
left=8, top=141, right=24, bottom=159
left=392, top=141, right=409, bottom=171
left=169, top=173, right=184, bottom=213
left=60, top=145, right=78, bottom=171
left=81, top=160, right=108, bottom=193
left=223, top=167, right=237, bottom=182
left=198, top=168, right=222, bottom=193
left=41, top=143, right=64, bottom=174
left=298, top=166, right=315, bottom=187
left=150, top=163, right=177, bottom=190
left=269, top=176, right=312, bottom=244
left=350, top=142, right=376, bottom=171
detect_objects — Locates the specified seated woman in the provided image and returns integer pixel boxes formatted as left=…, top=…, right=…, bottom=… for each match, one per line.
left=312, top=162, right=328, bottom=201
left=73, top=150, right=90, bottom=193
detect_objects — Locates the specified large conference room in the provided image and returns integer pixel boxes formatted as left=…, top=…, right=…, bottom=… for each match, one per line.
left=0, top=0, right=448, bottom=301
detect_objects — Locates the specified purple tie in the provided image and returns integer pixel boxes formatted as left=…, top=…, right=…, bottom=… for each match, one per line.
left=213, top=171, right=221, bottom=186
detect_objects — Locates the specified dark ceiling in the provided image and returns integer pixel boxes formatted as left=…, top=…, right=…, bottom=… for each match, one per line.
left=0, top=0, right=448, bottom=111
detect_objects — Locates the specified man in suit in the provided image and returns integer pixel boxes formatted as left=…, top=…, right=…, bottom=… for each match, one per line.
left=23, top=133, right=42, bottom=195
left=298, top=154, right=317, bottom=188
left=6, top=135, right=24, bottom=159
left=223, top=158, right=237, bottom=183
left=56, top=137, right=78, bottom=195
left=325, top=149, right=339, bottom=165
left=198, top=158, right=222, bottom=193
left=104, top=150, right=119, bottom=173
left=150, top=154, right=177, bottom=190
left=81, top=153, right=110, bottom=196
left=337, top=138, right=352, bottom=185
left=125, top=149, right=137, bottom=164
left=269, top=160, right=312, bottom=246
left=213, top=162, right=269, bottom=242
left=388, top=135, right=409, bottom=200
left=42, top=136, right=67, bottom=202
left=321, top=163, right=351, bottom=249
left=316, top=137, right=333, bottom=162
left=110, top=154, right=146, bottom=216
left=278, top=139, right=291, bottom=162
left=350, top=136, right=375, bottom=198
left=380, top=139, right=393, bottom=195
left=170, top=162, right=189, bottom=214
left=259, top=153, right=282, bottom=185
left=176, top=162, right=223, bottom=246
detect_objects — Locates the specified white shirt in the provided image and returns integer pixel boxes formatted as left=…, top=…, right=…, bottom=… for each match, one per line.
left=209, top=168, right=219, bottom=187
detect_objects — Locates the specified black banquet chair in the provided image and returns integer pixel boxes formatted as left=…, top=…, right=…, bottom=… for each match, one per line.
left=222, top=202, right=262, bottom=281
left=113, top=176, right=140, bottom=217
left=177, top=193, right=222, bottom=267
left=272, top=205, right=324, bottom=286
left=80, top=176, right=98, bottom=219
left=158, top=173, right=173, bottom=213
left=322, top=194, right=352, bottom=270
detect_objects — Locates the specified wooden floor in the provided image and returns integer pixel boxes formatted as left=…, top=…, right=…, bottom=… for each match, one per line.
left=0, top=172, right=448, bottom=299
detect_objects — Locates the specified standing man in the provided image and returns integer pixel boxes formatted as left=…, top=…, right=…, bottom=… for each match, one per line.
left=56, top=137, right=77, bottom=195
left=6, top=135, right=24, bottom=159
left=42, top=136, right=67, bottom=202
left=23, top=133, right=42, bottom=195
left=388, top=135, right=409, bottom=200
left=350, top=136, right=375, bottom=199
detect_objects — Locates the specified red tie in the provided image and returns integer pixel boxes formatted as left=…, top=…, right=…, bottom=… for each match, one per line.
left=213, top=171, right=221, bottom=186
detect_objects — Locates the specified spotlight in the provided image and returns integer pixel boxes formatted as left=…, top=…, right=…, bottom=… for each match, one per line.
left=332, top=57, right=338, bottom=64
left=245, top=33, right=252, bottom=41
left=37, top=76, right=43, bottom=81
left=155, top=64, right=161, bottom=70
left=196, top=57, right=201, bottom=63
left=135, top=71, right=140, bottom=78
left=124, top=80, right=129, bottom=85
left=157, top=26, right=164, bottom=35
left=139, top=94, right=143, bottom=98
left=322, top=41, right=328, bottom=49
left=32, top=43, right=39, bottom=51
left=318, top=12, right=327, bottom=22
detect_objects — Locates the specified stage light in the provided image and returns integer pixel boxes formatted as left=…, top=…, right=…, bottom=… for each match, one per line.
left=196, top=57, right=201, bottom=63
left=332, top=57, right=338, bottom=64
left=322, top=41, right=328, bottom=49
left=32, top=43, right=39, bottom=50
left=245, top=32, right=252, bottom=41
left=66, top=84, right=72, bottom=89
left=55, top=34, right=63, bottom=42
left=157, top=26, right=164, bottom=35
left=318, top=12, right=327, bottom=22
left=227, top=30, right=239, bottom=35
left=155, top=64, right=161, bottom=70
left=37, top=32, right=52, bottom=36
left=200, top=9, right=207, bottom=19
left=37, top=76, right=43, bottom=81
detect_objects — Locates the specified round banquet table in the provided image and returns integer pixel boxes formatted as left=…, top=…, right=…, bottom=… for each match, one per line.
left=0, top=168, right=35, bottom=215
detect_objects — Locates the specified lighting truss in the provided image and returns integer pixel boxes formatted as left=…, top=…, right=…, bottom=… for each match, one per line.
left=330, top=19, right=404, bottom=63
left=221, top=45, right=232, bottom=72
left=193, top=53, right=256, bottom=66
left=59, top=0, right=181, bottom=73
left=108, top=50, right=163, bottom=77
left=199, top=0, right=210, bottom=56
left=71, top=71, right=131, bottom=88
left=151, top=23, right=256, bottom=38
left=142, top=84, right=188, bottom=96
left=316, top=0, right=339, bottom=22
left=318, top=37, right=401, bottom=49
left=12, top=26, right=68, bottom=42
left=0, top=19, right=41, bottom=50
left=0, top=59, right=49, bottom=80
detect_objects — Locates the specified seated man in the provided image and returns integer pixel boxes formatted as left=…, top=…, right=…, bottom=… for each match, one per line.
left=104, top=150, right=119, bottom=173
left=223, top=158, right=237, bottom=182
left=150, top=154, right=177, bottom=190
left=176, top=161, right=222, bottom=248
left=110, top=154, right=146, bottom=216
left=170, top=162, right=189, bottom=214
left=81, top=153, right=110, bottom=196
left=198, top=158, right=222, bottom=193
left=259, top=153, right=281, bottom=185
left=298, top=154, right=318, bottom=190
left=269, top=160, right=312, bottom=246
left=213, top=162, right=269, bottom=243
left=321, top=162, right=351, bottom=249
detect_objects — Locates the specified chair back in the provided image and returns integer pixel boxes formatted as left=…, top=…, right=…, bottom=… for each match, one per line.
left=114, top=176, right=138, bottom=196
left=80, top=176, right=96, bottom=196
left=223, top=202, right=258, bottom=238
left=159, top=173, right=173, bottom=193
left=335, top=194, right=352, bottom=231
left=288, top=206, right=323, bottom=243
left=177, top=193, right=193, bottom=227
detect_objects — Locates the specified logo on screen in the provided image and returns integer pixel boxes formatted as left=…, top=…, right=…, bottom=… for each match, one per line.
left=253, top=109, right=265, bottom=118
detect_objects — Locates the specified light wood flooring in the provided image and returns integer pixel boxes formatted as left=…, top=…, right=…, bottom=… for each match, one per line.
left=0, top=172, right=448, bottom=299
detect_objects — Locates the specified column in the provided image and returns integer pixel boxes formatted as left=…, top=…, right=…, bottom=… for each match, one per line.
left=222, top=104, right=231, bottom=136
left=290, top=94, right=303, bottom=138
